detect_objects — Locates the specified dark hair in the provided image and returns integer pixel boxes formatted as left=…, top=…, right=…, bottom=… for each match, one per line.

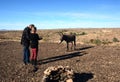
left=34, top=27, right=37, bottom=31
left=29, top=24, right=35, bottom=27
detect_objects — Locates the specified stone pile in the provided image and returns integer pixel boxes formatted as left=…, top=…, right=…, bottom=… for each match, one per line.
left=41, top=66, right=74, bottom=82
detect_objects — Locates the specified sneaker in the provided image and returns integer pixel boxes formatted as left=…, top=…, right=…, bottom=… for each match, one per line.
left=33, top=66, right=38, bottom=72
left=24, top=62, right=27, bottom=65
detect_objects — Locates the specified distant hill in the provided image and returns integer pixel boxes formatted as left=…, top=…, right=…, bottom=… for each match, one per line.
left=0, top=29, right=8, bottom=31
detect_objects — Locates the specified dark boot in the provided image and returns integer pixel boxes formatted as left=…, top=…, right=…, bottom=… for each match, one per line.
left=32, top=59, right=38, bottom=72
left=30, top=59, right=34, bottom=65
left=33, top=59, right=37, bottom=66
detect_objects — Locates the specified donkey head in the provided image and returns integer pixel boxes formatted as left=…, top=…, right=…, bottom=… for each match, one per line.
left=59, top=32, right=64, bottom=44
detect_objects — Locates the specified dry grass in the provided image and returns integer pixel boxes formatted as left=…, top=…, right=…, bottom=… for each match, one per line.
left=0, top=28, right=120, bottom=45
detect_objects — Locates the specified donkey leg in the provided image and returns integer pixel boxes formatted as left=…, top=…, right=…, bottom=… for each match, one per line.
left=71, top=42, right=73, bottom=50
left=74, top=41, right=76, bottom=50
left=67, top=42, right=69, bottom=51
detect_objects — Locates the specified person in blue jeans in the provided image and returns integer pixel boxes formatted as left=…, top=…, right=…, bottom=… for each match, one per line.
left=21, top=24, right=35, bottom=65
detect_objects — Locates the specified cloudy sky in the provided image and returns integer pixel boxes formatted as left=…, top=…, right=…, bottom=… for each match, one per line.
left=0, top=0, right=120, bottom=30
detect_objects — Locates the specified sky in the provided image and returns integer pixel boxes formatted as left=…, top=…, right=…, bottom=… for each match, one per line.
left=0, top=0, right=120, bottom=30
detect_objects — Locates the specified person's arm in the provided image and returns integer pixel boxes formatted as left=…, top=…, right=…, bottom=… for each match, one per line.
left=20, top=35, right=23, bottom=45
left=37, top=34, right=42, bottom=40
left=25, top=27, right=31, bottom=40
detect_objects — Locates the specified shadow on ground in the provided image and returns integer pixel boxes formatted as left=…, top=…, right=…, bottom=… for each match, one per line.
left=74, top=73, right=94, bottom=82
left=38, top=51, right=86, bottom=65
left=38, top=46, right=94, bottom=65
left=75, top=46, right=94, bottom=51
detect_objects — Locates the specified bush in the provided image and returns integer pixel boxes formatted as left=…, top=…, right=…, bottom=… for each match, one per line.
left=76, top=32, right=87, bottom=36
left=102, top=39, right=112, bottom=45
left=70, top=32, right=76, bottom=35
left=80, top=32, right=87, bottom=35
left=113, top=37, right=119, bottom=42
left=90, top=38, right=102, bottom=45
left=90, top=38, right=113, bottom=45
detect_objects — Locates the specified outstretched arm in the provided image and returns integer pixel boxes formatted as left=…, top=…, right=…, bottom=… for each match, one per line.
left=37, top=34, right=42, bottom=40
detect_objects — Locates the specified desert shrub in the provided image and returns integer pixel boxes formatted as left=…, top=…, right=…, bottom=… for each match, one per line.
left=0, top=35, right=6, bottom=39
left=80, top=32, right=87, bottom=35
left=70, top=32, right=76, bottom=35
left=102, top=39, right=112, bottom=45
left=90, top=38, right=102, bottom=45
left=58, top=30, right=68, bottom=34
left=76, top=32, right=87, bottom=36
left=42, top=34, right=50, bottom=42
left=43, top=37, right=49, bottom=42
left=90, top=38, right=112, bottom=45
left=0, top=35, right=11, bottom=39
left=113, top=37, right=119, bottom=42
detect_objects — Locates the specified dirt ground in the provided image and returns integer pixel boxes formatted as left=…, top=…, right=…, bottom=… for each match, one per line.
left=0, top=41, right=120, bottom=82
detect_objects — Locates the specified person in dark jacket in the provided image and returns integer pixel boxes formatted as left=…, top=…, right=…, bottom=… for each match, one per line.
left=21, top=24, right=35, bottom=65
left=30, top=27, right=42, bottom=66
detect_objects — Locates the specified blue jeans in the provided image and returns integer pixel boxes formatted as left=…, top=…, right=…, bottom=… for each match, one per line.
left=23, top=46, right=30, bottom=64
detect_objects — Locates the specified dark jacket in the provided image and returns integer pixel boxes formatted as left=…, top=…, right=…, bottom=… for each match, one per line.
left=21, top=27, right=31, bottom=47
left=30, top=33, right=42, bottom=48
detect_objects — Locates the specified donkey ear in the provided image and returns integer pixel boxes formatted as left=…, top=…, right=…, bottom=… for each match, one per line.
left=58, top=32, right=63, bottom=36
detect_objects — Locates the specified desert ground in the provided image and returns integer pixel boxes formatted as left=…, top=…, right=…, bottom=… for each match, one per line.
left=0, top=28, right=120, bottom=82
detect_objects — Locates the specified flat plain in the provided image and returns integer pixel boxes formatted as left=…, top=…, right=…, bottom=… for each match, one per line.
left=0, top=28, right=120, bottom=82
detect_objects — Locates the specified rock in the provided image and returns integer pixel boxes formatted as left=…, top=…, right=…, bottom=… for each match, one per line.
left=42, top=66, right=74, bottom=82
